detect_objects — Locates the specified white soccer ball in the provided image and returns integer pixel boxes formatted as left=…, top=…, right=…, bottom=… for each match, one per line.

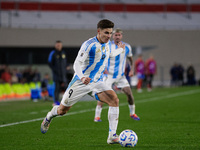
left=119, top=129, right=138, bottom=147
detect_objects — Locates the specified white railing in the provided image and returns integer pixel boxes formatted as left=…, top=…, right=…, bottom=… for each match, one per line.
left=0, top=0, right=200, bottom=30
left=1, top=11, right=200, bottom=30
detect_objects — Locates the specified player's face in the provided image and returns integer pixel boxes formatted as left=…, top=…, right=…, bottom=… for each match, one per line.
left=55, top=43, right=62, bottom=51
left=97, top=28, right=113, bottom=43
left=113, top=32, right=123, bottom=44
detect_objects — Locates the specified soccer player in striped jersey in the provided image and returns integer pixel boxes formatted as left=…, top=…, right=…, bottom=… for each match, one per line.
left=94, top=28, right=140, bottom=122
left=41, top=19, right=125, bottom=144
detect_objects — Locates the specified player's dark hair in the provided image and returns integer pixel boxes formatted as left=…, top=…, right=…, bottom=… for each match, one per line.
left=56, top=40, right=62, bottom=43
left=97, top=19, right=114, bottom=29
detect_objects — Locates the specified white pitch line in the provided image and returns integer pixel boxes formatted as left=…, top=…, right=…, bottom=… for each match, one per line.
left=0, top=89, right=199, bottom=128
left=0, top=118, right=44, bottom=128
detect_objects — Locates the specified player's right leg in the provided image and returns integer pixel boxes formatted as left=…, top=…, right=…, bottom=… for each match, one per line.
left=41, top=104, right=71, bottom=134
left=94, top=101, right=104, bottom=122
left=41, top=79, right=90, bottom=134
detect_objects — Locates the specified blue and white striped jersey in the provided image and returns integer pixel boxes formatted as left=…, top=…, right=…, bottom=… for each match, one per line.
left=107, top=40, right=132, bottom=79
left=74, top=36, right=112, bottom=83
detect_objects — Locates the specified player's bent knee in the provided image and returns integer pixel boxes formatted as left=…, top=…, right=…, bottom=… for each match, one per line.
left=109, top=97, right=119, bottom=107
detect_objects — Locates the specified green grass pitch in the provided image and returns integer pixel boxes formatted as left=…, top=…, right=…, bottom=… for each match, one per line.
left=0, top=86, right=200, bottom=150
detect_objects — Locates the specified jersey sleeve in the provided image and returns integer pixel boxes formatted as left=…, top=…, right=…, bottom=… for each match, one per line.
left=73, top=39, right=95, bottom=79
left=126, top=44, right=133, bottom=57
left=76, top=41, right=92, bottom=62
left=73, top=59, right=84, bottom=79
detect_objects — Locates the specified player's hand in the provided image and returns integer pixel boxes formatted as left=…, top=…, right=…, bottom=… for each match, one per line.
left=81, top=77, right=91, bottom=85
left=128, top=70, right=134, bottom=77
left=117, top=42, right=125, bottom=50
left=104, top=69, right=108, bottom=74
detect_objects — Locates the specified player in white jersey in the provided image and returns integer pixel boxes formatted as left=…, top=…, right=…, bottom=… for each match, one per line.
left=94, top=28, right=140, bottom=122
left=41, top=19, right=125, bottom=144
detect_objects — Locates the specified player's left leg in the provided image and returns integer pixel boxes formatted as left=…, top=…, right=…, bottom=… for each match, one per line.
left=117, top=76, right=140, bottom=120
left=122, top=86, right=140, bottom=121
left=94, top=75, right=114, bottom=122
left=97, top=90, right=119, bottom=144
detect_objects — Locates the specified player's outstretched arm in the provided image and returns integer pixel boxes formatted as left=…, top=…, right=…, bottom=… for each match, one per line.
left=110, top=42, right=125, bottom=57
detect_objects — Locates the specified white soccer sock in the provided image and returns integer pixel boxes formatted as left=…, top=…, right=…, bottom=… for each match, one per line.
left=47, top=105, right=59, bottom=120
left=95, top=105, right=102, bottom=118
left=108, top=106, right=119, bottom=135
left=129, top=104, right=135, bottom=115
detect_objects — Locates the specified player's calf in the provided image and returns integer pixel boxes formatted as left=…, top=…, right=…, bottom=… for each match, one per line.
left=57, top=105, right=72, bottom=115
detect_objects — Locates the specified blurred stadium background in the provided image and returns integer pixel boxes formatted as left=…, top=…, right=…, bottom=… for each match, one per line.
left=0, top=0, right=200, bottom=101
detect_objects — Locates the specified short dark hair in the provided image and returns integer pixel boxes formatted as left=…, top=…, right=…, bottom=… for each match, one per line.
left=56, top=40, right=62, bottom=43
left=97, top=19, right=114, bottom=29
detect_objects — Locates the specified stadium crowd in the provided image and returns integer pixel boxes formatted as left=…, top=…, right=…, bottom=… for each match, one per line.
left=170, top=63, right=197, bottom=86
left=0, top=62, right=198, bottom=89
left=0, top=65, right=41, bottom=84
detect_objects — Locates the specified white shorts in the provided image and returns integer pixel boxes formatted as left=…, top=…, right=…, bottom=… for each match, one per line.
left=105, top=75, right=130, bottom=89
left=61, top=79, right=112, bottom=107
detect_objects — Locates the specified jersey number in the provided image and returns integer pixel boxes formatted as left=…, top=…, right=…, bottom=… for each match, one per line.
left=68, top=89, right=73, bottom=98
